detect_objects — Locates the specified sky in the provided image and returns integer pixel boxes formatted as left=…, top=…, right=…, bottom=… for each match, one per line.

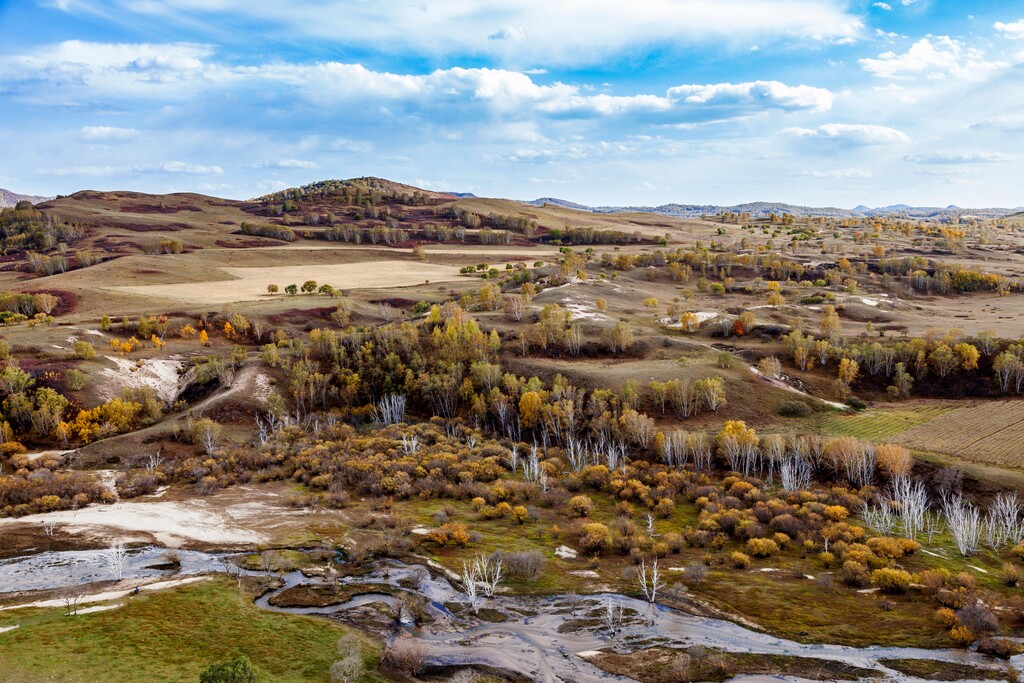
left=0, top=1, right=1022, bottom=208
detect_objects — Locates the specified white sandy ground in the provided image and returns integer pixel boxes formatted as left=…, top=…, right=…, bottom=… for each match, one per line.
left=24, top=449, right=75, bottom=462
left=108, top=257, right=534, bottom=306
left=98, top=356, right=183, bottom=405
left=0, top=577, right=210, bottom=611
left=0, top=625, right=18, bottom=633
left=659, top=311, right=720, bottom=328
left=0, top=498, right=269, bottom=547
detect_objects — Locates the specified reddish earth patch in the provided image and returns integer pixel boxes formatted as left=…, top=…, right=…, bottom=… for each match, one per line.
left=268, top=306, right=337, bottom=325
left=214, top=239, right=281, bottom=249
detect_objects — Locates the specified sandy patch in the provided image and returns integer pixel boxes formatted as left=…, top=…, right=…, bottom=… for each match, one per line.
left=0, top=625, right=18, bottom=634
left=0, top=499, right=268, bottom=547
left=24, top=449, right=75, bottom=462
left=568, top=570, right=600, bottom=578
left=0, top=577, right=210, bottom=611
left=555, top=545, right=578, bottom=559
left=98, top=356, right=183, bottom=405
left=108, top=261, right=480, bottom=305
left=660, top=311, right=719, bottom=328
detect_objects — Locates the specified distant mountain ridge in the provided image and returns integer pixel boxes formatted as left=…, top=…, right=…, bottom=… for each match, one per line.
left=0, top=188, right=51, bottom=208
left=524, top=197, right=1023, bottom=220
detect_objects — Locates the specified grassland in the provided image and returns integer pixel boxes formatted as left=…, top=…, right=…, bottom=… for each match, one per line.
left=0, top=578, right=382, bottom=683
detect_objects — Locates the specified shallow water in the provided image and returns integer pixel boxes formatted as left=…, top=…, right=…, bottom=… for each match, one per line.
left=1, top=548, right=1018, bottom=682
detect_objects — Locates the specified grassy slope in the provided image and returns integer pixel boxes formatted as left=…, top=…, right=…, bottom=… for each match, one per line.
left=0, top=578, right=382, bottom=683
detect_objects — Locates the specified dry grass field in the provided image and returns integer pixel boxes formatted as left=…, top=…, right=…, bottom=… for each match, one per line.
left=897, top=400, right=1024, bottom=467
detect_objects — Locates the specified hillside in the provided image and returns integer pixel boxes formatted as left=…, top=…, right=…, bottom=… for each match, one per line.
left=0, top=187, right=51, bottom=208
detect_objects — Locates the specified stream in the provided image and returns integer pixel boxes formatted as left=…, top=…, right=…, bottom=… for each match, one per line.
left=0, top=546, right=1018, bottom=682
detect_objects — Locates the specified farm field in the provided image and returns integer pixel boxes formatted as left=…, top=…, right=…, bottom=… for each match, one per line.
left=897, top=400, right=1024, bottom=468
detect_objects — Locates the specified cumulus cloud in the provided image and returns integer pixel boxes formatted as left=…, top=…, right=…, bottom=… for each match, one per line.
left=786, top=123, right=909, bottom=145
left=994, top=20, right=1024, bottom=40
left=904, top=151, right=1012, bottom=163
left=859, top=37, right=1005, bottom=80
left=0, top=44, right=833, bottom=125
left=666, top=80, right=833, bottom=112
left=872, top=2, right=892, bottom=10
left=55, top=0, right=863, bottom=66
left=81, top=125, right=139, bottom=142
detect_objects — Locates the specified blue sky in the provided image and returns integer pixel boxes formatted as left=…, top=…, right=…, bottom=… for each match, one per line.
left=0, top=1, right=1022, bottom=207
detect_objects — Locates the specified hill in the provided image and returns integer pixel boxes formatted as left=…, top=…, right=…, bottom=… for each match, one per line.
left=0, top=187, right=51, bottom=208
left=526, top=197, right=1022, bottom=220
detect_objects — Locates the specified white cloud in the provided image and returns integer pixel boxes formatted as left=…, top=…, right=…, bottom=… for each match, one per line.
left=1, top=44, right=833, bottom=125
left=789, top=168, right=873, bottom=178
left=63, top=0, right=863, bottom=66
left=859, top=36, right=1004, bottom=80
left=995, top=20, right=1024, bottom=40
left=970, top=115, right=1024, bottom=132
left=248, top=159, right=320, bottom=170
left=39, top=160, right=223, bottom=176
left=786, top=123, right=909, bottom=145
left=904, top=151, right=1012, bottom=163
left=873, top=2, right=892, bottom=10
left=666, top=80, right=833, bottom=112
left=81, top=125, right=139, bottom=141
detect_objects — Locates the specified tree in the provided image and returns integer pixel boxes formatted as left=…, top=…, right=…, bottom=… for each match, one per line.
left=821, top=305, right=841, bottom=343
left=929, top=343, right=958, bottom=378
left=994, top=352, right=1023, bottom=393
left=192, top=418, right=222, bottom=455
left=32, top=293, right=59, bottom=315
left=954, top=342, right=980, bottom=371
left=199, top=329, right=210, bottom=346
left=267, top=284, right=279, bottom=294
left=680, top=311, right=700, bottom=333
left=636, top=558, right=663, bottom=603
left=199, top=656, right=259, bottom=683
left=285, top=284, right=298, bottom=296
left=757, top=356, right=782, bottom=379
left=876, top=443, right=912, bottom=478
left=605, top=322, right=634, bottom=353
left=694, top=376, right=726, bottom=412
left=518, top=391, right=543, bottom=429
left=301, top=280, right=318, bottom=294
left=837, top=358, right=859, bottom=389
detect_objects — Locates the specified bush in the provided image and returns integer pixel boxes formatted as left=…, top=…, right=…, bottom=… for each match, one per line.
left=871, top=567, right=912, bottom=593
left=746, top=538, right=779, bottom=558
left=497, top=550, right=545, bottom=580
left=65, top=369, right=87, bottom=391
left=778, top=401, right=810, bottom=418
left=839, top=560, right=870, bottom=587
left=867, top=536, right=919, bottom=559
left=730, top=552, right=751, bottom=569
left=579, top=523, right=612, bottom=554
left=567, top=495, right=594, bottom=518
left=1002, top=563, right=1021, bottom=587
left=935, top=607, right=958, bottom=628
left=73, top=340, right=96, bottom=359
left=845, top=397, right=867, bottom=410
left=957, top=603, right=999, bottom=636
left=199, top=656, right=259, bottom=683
left=950, top=624, right=974, bottom=645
